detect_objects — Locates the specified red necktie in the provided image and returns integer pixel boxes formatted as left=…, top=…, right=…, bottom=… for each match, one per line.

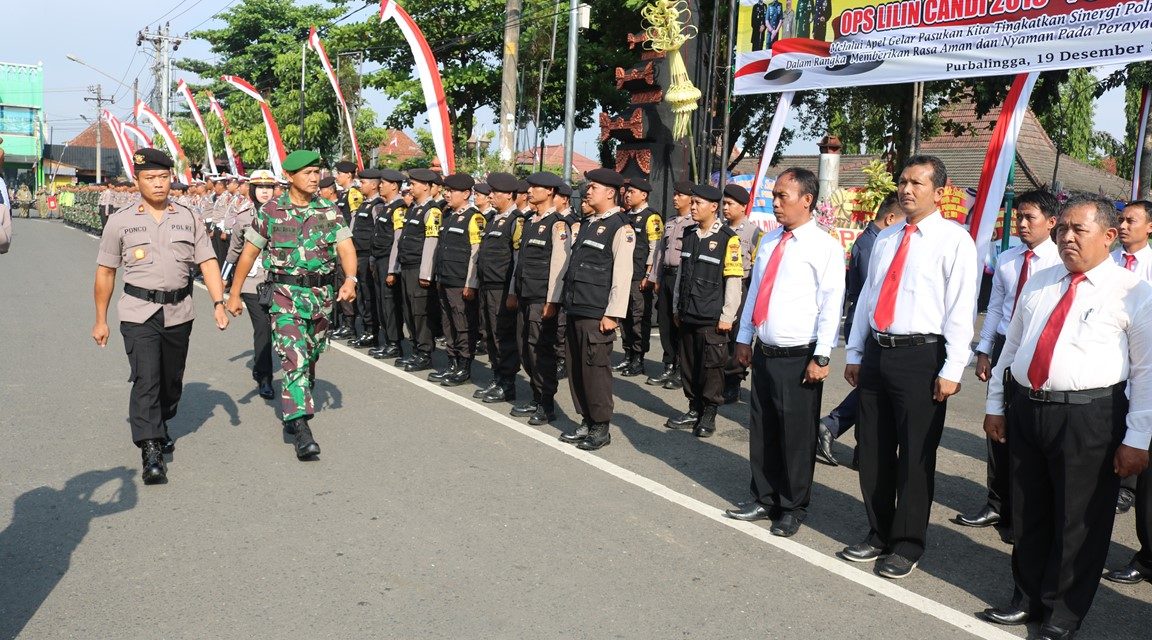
left=1124, top=253, right=1137, bottom=271
left=750, top=230, right=793, bottom=327
left=872, top=223, right=917, bottom=332
left=1027, top=273, right=1087, bottom=390
left=1011, top=249, right=1034, bottom=319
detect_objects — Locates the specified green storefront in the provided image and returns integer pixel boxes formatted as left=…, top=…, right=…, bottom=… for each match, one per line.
left=0, top=62, right=44, bottom=190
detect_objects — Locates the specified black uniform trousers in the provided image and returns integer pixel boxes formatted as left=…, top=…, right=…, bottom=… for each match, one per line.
left=655, top=267, right=679, bottom=365
left=984, top=333, right=1011, bottom=521
left=355, top=253, right=378, bottom=334
left=857, top=337, right=948, bottom=562
left=120, top=309, right=193, bottom=445
left=373, top=259, right=404, bottom=344
left=1131, top=465, right=1152, bottom=572
left=555, top=307, right=568, bottom=364
left=724, top=278, right=752, bottom=386
left=748, top=344, right=822, bottom=514
left=334, top=263, right=357, bottom=329
left=620, top=280, right=653, bottom=359
left=480, top=286, right=519, bottom=378
left=678, top=323, right=728, bottom=408
left=1007, top=382, right=1127, bottom=630
left=240, top=292, right=273, bottom=384
left=438, top=285, right=477, bottom=359
left=400, top=268, right=436, bottom=355
left=519, top=300, right=559, bottom=400
left=566, top=316, right=616, bottom=424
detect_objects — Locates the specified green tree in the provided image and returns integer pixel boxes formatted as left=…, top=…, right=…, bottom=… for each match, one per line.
left=1036, top=68, right=1096, bottom=163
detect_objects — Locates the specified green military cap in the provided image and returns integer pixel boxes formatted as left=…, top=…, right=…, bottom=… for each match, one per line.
left=283, top=150, right=322, bottom=173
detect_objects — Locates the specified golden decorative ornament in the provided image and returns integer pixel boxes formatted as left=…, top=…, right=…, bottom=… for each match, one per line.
left=641, top=0, right=701, bottom=141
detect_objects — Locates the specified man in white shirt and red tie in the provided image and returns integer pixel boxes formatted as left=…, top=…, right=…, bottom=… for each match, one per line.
left=957, top=189, right=1061, bottom=531
left=979, top=194, right=1152, bottom=640
left=723, top=168, right=845, bottom=538
left=839, top=156, right=977, bottom=578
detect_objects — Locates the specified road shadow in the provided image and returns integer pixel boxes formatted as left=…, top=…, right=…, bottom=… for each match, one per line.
left=172, top=382, right=241, bottom=438
left=0, top=467, right=138, bottom=638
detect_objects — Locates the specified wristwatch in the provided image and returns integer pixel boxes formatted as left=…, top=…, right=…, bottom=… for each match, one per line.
left=812, top=355, right=830, bottom=367
left=213, top=300, right=225, bottom=308
left=345, top=275, right=359, bottom=283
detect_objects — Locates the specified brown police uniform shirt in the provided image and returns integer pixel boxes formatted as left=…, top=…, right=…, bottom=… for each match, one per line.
left=97, top=201, right=216, bottom=327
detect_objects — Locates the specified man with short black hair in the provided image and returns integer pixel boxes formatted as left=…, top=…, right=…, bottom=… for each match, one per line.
left=393, top=169, right=444, bottom=372
left=647, top=181, right=695, bottom=389
left=619, top=178, right=663, bottom=378
left=348, top=168, right=383, bottom=348
left=430, top=173, right=485, bottom=386
left=473, top=172, right=522, bottom=401
left=368, top=170, right=409, bottom=360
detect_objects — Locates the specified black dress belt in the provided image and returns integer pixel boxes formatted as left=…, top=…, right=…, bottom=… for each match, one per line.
left=872, top=331, right=941, bottom=348
left=266, top=272, right=335, bottom=288
left=124, top=282, right=193, bottom=304
left=1014, top=381, right=1119, bottom=405
left=756, top=342, right=816, bottom=358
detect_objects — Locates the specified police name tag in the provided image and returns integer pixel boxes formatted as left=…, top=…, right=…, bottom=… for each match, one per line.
left=448, top=227, right=465, bottom=234
left=680, top=252, right=692, bottom=259
left=528, top=239, right=547, bottom=247
left=488, top=231, right=503, bottom=237
left=698, top=255, right=720, bottom=265
left=357, top=212, right=369, bottom=217
left=408, top=219, right=422, bottom=226
left=584, top=240, right=605, bottom=250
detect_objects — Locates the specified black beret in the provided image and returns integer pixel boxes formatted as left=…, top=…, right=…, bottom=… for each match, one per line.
left=673, top=180, right=695, bottom=195
left=318, top=176, right=336, bottom=189
left=334, top=160, right=357, bottom=174
left=380, top=169, right=407, bottom=184
left=408, top=168, right=441, bottom=185
left=170, top=182, right=188, bottom=191
left=516, top=179, right=530, bottom=194
left=133, top=148, right=174, bottom=172
left=585, top=168, right=624, bottom=188
left=723, top=183, right=751, bottom=205
left=473, top=183, right=492, bottom=195
left=358, top=168, right=383, bottom=180
left=486, top=172, right=519, bottom=193
left=691, top=184, right=723, bottom=203
left=627, top=177, right=652, bottom=193
left=526, top=172, right=563, bottom=189
left=556, top=182, right=573, bottom=197
left=442, top=173, right=476, bottom=191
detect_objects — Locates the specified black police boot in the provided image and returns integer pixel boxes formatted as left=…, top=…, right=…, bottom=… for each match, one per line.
left=621, top=355, right=646, bottom=378
left=474, top=379, right=500, bottom=399
left=612, top=355, right=634, bottom=373
left=665, top=405, right=700, bottom=430
left=160, top=420, right=176, bottom=453
left=693, top=404, right=718, bottom=438
left=378, top=342, right=401, bottom=359
left=141, top=439, right=167, bottom=484
left=528, top=396, right=557, bottom=426
left=351, top=332, right=377, bottom=348
left=428, top=357, right=459, bottom=382
left=482, top=378, right=516, bottom=403
left=556, top=357, right=567, bottom=379
left=257, top=378, right=275, bottom=400
left=394, top=350, right=415, bottom=367
left=404, top=352, right=433, bottom=372
left=283, top=416, right=302, bottom=435
left=646, top=363, right=676, bottom=386
left=722, top=381, right=740, bottom=404
left=576, top=422, right=612, bottom=450
left=511, top=392, right=541, bottom=417
left=560, top=418, right=592, bottom=443
left=293, top=420, right=321, bottom=459
left=331, top=326, right=353, bottom=339
left=662, top=366, right=683, bottom=390
left=442, top=358, right=473, bottom=386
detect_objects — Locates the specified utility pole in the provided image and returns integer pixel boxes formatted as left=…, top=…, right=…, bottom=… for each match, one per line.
left=498, top=0, right=523, bottom=169
left=137, top=23, right=183, bottom=121
left=84, top=85, right=114, bottom=183
left=562, top=0, right=581, bottom=182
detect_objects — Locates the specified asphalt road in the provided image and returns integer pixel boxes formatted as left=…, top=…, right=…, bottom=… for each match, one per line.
left=1, top=218, right=1148, bottom=639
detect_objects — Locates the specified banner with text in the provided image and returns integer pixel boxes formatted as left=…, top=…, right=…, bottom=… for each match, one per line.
left=734, top=0, right=1152, bottom=94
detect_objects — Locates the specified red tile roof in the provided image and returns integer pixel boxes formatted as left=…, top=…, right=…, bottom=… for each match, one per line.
left=66, top=122, right=121, bottom=149
left=515, top=145, right=600, bottom=177
left=377, top=129, right=423, bottom=161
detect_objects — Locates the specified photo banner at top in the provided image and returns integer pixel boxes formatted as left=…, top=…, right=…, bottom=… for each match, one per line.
left=733, top=0, right=1152, bottom=94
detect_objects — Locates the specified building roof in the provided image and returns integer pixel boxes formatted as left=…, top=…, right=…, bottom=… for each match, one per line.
left=66, top=122, right=122, bottom=149
left=377, top=129, right=423, bottom=162
left=515, top=144, right=600, bottom=178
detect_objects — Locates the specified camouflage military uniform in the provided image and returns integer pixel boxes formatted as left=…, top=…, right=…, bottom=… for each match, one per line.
left=245, top=193, right=351, bottom=420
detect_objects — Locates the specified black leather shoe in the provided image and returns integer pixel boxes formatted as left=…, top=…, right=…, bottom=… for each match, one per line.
left=662, top=371, right=683, bottom=390
left=376, top=343, right=401, bottom=359
left=528, top=405, right=556, bottom=425
left=576, top=423, right=611, bottom=450
left=816, top=421, right=838, bottom=466
left=293, top=423, right=321, bottom=459
left=1117, top=487, right=1136, bottom=514
left=838, top=541, right=887, bottom=563
left=977, top=606, right=1032, bottom=626
left=141, top=440, right=167, bottom=484
left=160, top=421, right=175, bottom=454
left=482, top=383, right=515, bottom=404
left=442, top=359, right=472, bottom=386
left=331, top=326, right=353, bottom=339
left=646, top=363, right=675, bottom=386
left=350, top=333, right=377, bottom=348
left=395, top=352, right=415, bottom=367
left=1104, top=561, right=1152, bottom=585
left=770, top=512, right=803, bottom=537
left=258, top=380, right=275, bottom=400
left=556, top=360, right=567, bottom=379
left=694, top=405, right=718, bottom=438
left=955, top=505, right=1001, bottom=528
left=403, top=354, right=432, bottom=372
left=877, top=554, right=918, bottom=579
left=722, top=384, right=740, bottom=404
left=511, top=401, right=539, bottom=417
left=612, top=357, right=633, bottom=373
left=724, top=503, right=773, bottom=521
left=474, top=380, right=499, bottom=399
left=560, top=420, right=591, bottom=443
left=1037, top=623, right=1077, bottom=640
left=620, top=358, right=646, bottom=377
left=428, top=358, right=459, bottom=382
left=664, top=409, right=699, bottom=430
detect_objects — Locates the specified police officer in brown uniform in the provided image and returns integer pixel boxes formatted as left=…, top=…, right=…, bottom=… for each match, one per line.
left=92, top=148, right=230, bottom=484
left=368, top=169, right=409, bottom=360
left=430, top=173, right=486, bottom=385
left=559, top=169, right=635, bottom=450
left=618, top=178, right=665, bottom=378
left=348, top=168, right=383, bottom=349
left=646, top=180, right=695, bottom=389
left=508, top=171, right=570, bottom=424
left=722, top=183, right=765, bottom=403
left=473, top=172, right=523, bottom=401
left=393, top=169, right=443, bottom=372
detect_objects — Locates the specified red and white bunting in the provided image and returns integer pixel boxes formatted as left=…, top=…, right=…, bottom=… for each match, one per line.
left=308, top=26, right=363, bottom=170
left=176, top=80, right=218, bottom=175
left=1133, top=86, right=1151, bottom=201
left=220, top=75, right=287, bottom=177
left=744, top=91, right=796, bottom=225
left=206, top=92, right=243, bottom=176
left=134, top=100, right=194, bottom=183
left=101, top=110, right=135, bottom=178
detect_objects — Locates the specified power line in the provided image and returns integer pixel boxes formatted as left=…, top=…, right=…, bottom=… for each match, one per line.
left=169, top=0, right=209, bottom=23
left=185, top=0, right=239, bottom=33
left=150, top=0, right=195, bottom=27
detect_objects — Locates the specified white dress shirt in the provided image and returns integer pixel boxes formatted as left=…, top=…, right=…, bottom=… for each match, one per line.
left=987, top=260, right=1152, bottom=449
left=977, top=238, right=1061, bottom=354
left=846, top=211, right=978, bottom=382
left=737, top=218, right=845, bottom=357
left=1112, top=244, right=1152, bottom=282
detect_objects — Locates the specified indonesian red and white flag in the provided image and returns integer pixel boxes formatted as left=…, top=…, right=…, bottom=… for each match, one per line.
left=176, top=80, right=218, bottom=175
left=134, top=100, right=194, bottom=183
left=308, top=26, right=363, bottom=170
left=206, top=92, right=243, bottom=176
left=221, top=75, right=287, bottom=178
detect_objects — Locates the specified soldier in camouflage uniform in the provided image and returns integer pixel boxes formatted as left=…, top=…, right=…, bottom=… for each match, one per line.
left=226, top=151, right=358, bottom=460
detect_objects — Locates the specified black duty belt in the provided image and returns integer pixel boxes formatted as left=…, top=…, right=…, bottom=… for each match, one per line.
left=756, top=342, right=815, bottom=358
left=1014, top=381, right=1118, bottom=405
left=124, top=282, right=193, bottom=304
left=266, top=272, right=335, bottom=288
left=872, top=331, right=940, bottom=348
left=664, top=264, right=679, bottom=273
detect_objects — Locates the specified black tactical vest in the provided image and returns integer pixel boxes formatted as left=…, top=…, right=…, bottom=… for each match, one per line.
left=515, top=212, right=562, bottom=301
left=397, top=200, right=436, bottom=268
left=628, top=207, right=656, bottom=281
left=676, top=224, right=737, bottom=324
left=370, top=198, right=404, bottom=259
left=563, top=212, right=627, bottom=318
left=350, top=196, right=378, bottom=253
left=477, top=212, right=518, bottom=288
left=435, top=207, right=477, bottom=287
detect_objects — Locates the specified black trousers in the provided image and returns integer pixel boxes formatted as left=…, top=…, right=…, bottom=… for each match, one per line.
left=655, top=268, right=679, bottom=365
left=400, top=268, right=436, bottom=355
left=438, top=285, right=477, bottom=359
left=240, top=292, right=273, bottom=384
left=555, top=306, right=568, bottom=363
left=1132, top=466, right=1152, bottom=572
left=620, top=280, right=653, bottom=359
left=518, top=300, right=559, bottom=399
left=480, top=286, right=519, bottom=379
left=566, top=315, right=616, bottom=423
left=373, top=258, right=404, bottom=344
left=724, top=278, right=752, bottom=386
left=120, top=310, right=193, bottom=445
left=1007, top=384, right=1127, bottom=629
left=355, top=253, right=378, bottom=334
left=678, top=323, right=728, bottom=408
left=748, top=345, right=822, bottom=513
left=985, top=333, right=1011, bottom=520
left=334, top=263, right=357, bottom=328
left=857, top=338, right=948, bottom=561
